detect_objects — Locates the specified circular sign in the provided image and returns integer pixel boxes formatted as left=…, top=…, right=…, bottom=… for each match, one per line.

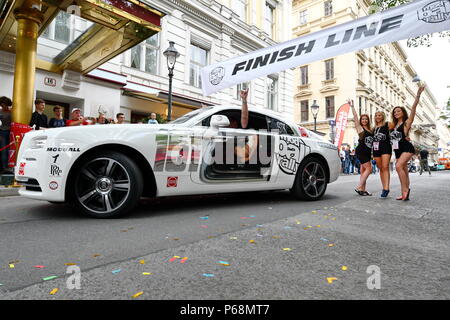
left=49, top=181, right=58, bottom=190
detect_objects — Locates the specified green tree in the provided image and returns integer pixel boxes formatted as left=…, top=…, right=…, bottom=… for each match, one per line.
left=371, top=0, right=450, bottom=47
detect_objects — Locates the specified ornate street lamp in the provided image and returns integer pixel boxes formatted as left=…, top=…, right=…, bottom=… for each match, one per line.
left=311, top=100, right=320, bottom=132
left=163, top=41, right=180, bottom=121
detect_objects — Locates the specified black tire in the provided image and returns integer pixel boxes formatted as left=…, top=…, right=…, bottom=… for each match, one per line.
left=291, top=157, right=328, bottom=201
left=70, top=152, right=143, bottom=218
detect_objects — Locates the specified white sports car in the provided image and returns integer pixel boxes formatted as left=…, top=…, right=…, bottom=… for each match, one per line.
left=15, top=106, right=340, bottom=218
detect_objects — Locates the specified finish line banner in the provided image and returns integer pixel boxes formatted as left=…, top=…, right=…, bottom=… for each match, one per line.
left=201, top=0, right=450, bottom=96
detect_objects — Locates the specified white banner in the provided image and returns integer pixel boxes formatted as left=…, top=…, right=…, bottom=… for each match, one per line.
left=201, top=0, right=450, bottom=96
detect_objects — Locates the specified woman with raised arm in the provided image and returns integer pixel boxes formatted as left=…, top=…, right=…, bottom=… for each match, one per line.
left=373, top=111, right=392, bottom=198
left=349, top=100, right=373, bottom=196
left=389, top=85, right=425, bottom=201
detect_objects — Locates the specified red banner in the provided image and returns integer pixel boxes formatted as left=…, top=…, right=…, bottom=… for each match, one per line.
left=333, top=103, right=350, bottom=149
left=8, top=122, right=33, bottom=167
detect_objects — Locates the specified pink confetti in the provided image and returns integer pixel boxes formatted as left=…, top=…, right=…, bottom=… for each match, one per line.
left=200, top=225, right=208, bottom=228
left=34, top=265, right=45, bottom=269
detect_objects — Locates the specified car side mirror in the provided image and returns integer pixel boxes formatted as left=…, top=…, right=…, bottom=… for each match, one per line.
left=210, top=115, right=230, bottom=128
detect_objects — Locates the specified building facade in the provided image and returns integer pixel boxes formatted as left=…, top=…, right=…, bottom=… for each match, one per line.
left=0, top=0, right=294, bottom=124
left=292, top=0, right=440, bottom=160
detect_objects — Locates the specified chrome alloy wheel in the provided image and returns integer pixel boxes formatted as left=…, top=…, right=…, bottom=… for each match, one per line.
left=301, top=161, right=326, bottom=198
left=75, top=158, right=131, bottom=215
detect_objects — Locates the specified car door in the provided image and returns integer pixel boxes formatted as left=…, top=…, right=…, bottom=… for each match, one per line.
left=189, top=110, right=280, bottom=194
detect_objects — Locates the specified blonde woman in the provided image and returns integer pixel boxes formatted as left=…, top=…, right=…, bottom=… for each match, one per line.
left=349, top=100, right=373, bottom=196
left=389, top=85, right=425, bottom=201
left=373, top=111, right=392, bottom=198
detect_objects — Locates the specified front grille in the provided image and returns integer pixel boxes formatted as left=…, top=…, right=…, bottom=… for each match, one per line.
left=21, top=178, right=42, bottom=192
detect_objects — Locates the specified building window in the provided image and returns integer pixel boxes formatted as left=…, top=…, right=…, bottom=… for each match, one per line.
left=325, top=59, right=334, bottom=80
left=190, top=43, right=208, bottom=88
left=358, top=62, right=364, bottom=82
left=41, top=11, right=92, bottom=44
left=325, top=96, right=335, bottom=118
left=301, top=100, right=309, bottom=122
left=236, top=82, right=250, bottom=101
left=300, top=66, right=309, bottom=85
left=299, top=10, right=308, bottom=25
left=264, top=2, right=275, bottom=38
left=130, top=33, right=159, bottom=75
left=267, top=76, right=278, bottom=111
left=236, top=0, right=247, bottom=21
left=324, top=0, right=333, bottom=17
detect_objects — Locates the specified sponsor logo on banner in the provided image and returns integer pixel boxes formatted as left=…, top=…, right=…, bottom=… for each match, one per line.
left=276, top=136, right=310, bottom=175
left=201, top=0, right=450, bottom=96
left=417, top=0, right=450, bottom=23
left=46, top=147, right=80, bottom=152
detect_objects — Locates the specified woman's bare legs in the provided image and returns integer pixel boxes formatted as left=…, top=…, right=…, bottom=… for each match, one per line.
left=358, top=162, right=372, bottom=192
left=375, top=154, right=391, bottom=191
left=395, top=152, right=414, bottom=198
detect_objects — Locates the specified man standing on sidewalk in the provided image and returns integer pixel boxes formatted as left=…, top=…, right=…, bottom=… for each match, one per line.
left=419, top=148, right=431, bottom=176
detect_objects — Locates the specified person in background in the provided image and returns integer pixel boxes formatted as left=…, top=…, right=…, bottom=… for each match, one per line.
left=48, top=106, right=66, bottom=128
left=96, top=112, right=111, bottom=124
left=0, top=96, right=12, bottom=173
left=148, top=112, right=159, bottom=124
left=66, top=108, right=93, bottom=126
left=29, top=99, right=48, bottom=130
left=419, top=148, right=431, bottom=176
left=344, top=146, right=351, bottom=175
left=339, top=147, right=346, bottom=173
left=116, top=113, right=125, bottom=124
left=349, top=149, right=356, bottom=174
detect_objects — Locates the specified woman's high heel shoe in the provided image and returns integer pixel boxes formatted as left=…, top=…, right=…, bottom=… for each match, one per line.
left=403, top=189, right=410, bottom=201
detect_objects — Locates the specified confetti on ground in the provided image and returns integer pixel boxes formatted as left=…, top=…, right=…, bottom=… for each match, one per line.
left=316, top=225, right=321, bottom=228
left=50, top=288, right=58, bottom=295
left=92, top=254, right=101, bottom=258
left=42, top=276, right=57, bottom=281
left=272, top=236, right=280, bottom=239
left=202, top=273, right=214, bottom=277
left=34, top=265, right=45, bottom=269
left=295, top=220, right=301, bottom=224
left=200, top=225, right=208, bottom=228
left=312, top=210, right=317, bottom=214
left=64, top=263, right=77, bottom=266
left=256, top=234, right=263, bottom=237
left=139, top=260, right=145, bottom=264
left=320, top=238, right=328, bottom=241
left=249, top=240, right=255, bottom=244
left=180, top=257, right=188, bottom=263
left=9, top=264, right=14, bottom=269
left=142, top=272, right=152, bottom=275
left=328, top=244, right=335, bottom=247
left=327, top=277, right=338, bottom=284
left=207, top=236, right=216, bottom=239
left=249, top=215, right=256, bottom=218
left=256, top=224, right=263, bottom=227
left=341, top=266, right=348, bottom=271
left=132, top=291, right=144, bottom=298
left=112, top=269, right=122, bottom=274
left=331, top=218, right=336, bottom=221
left=282, top=248, right=292, bottom=251
left=199, top=216, right=209, bottom=220
left=169, top=256, right=180, bottom=262
left=284, top=226, right=292, bottom=230
left=229, top=237, right=238, bottom=240
left=172, top=238, right=180, bottom=241
left=240, top=217, right=249, bottom=219
left=241, top=224, right=249, bottom=227
left=268, top=207, right=273, bottom=210
left=217, top=261, right=230, bottom=266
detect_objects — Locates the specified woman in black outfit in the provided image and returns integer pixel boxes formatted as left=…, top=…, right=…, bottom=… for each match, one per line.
left=389, top=85, right=425, bottom=201
left=350, top=100, right=373, bottom=196
left=373, top=111, right=392, bottom=198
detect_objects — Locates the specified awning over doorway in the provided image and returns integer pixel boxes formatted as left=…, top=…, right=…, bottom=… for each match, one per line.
left=0, top=0, right=164, bottom=74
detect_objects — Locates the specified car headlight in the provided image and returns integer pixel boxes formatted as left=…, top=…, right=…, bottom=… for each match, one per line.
left=30, top=136, right=47, bottom=149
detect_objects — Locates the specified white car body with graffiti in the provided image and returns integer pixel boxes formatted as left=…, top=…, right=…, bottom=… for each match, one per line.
left=15, top=105, right=340, bottom=218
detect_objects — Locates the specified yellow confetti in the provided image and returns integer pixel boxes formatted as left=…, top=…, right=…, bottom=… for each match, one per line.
left=132, top=291, right=144, bottom=298
left=295, top=220, right=301, bottom=225
left=316, top=225, right=321, bottom=227
left=50, top=288, right=59, bottom=295
left=142, top=272, right=152, bottom=275
left=328, top=244, right=335, bottom=247
left=64, top=263, right=76, bottom=266
left=272, top=236, right=280, bottom=239
left=331, top=218, right=336, bottom=221
left=249, top=240, right=255, bottom=243
left=92, top=254, right=101, bottom=258
left=139, top=260, right=145, bottom=264
left=230, top=237, right=238, bottom=240
left=341, top=266, right=348, bottom=271
left=282, top=248, right=292, bottom=251
left=9, top=264, right=14, bottom=269
left=312, top=210, right=317, bottom=214
left=327, top=277, right=338, bottom=284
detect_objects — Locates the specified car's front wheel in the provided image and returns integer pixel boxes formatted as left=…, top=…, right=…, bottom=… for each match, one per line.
left=71, top=152, right=143, bottom=218
left=291, top=157, right=328, bottom=201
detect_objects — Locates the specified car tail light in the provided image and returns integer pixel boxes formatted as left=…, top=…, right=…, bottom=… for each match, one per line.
left=298, top=127, right=309, bottom=138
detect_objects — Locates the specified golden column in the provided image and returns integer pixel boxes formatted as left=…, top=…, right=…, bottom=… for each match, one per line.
left=11, top=1, right=44, bottom=125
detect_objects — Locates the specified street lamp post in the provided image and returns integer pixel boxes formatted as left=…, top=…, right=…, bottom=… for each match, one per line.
left=163, top=41, right=180, bottom=121
left=311, top=100, right=320, bottom=133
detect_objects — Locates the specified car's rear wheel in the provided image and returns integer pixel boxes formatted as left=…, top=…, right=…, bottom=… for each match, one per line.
left=291, top=157, right=328, bottom=201
left=71, top=152, right=143, bottom=218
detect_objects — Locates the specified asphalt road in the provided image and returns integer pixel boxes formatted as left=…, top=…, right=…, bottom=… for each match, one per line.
left=0, top=170, right=449, bottom=300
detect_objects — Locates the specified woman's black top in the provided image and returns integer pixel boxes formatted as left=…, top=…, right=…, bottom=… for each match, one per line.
left=355, top=129, right=373, bottom=164
left=373, top=122, right=392, bottom=157
left=389, top=122, right=415, bottom=159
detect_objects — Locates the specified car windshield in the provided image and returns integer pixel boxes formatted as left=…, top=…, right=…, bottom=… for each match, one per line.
left=170, top=107, right=214, bottom=125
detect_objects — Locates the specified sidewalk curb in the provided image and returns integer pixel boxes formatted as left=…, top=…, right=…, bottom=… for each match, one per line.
left=0, top=187, right=20, bottom=197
